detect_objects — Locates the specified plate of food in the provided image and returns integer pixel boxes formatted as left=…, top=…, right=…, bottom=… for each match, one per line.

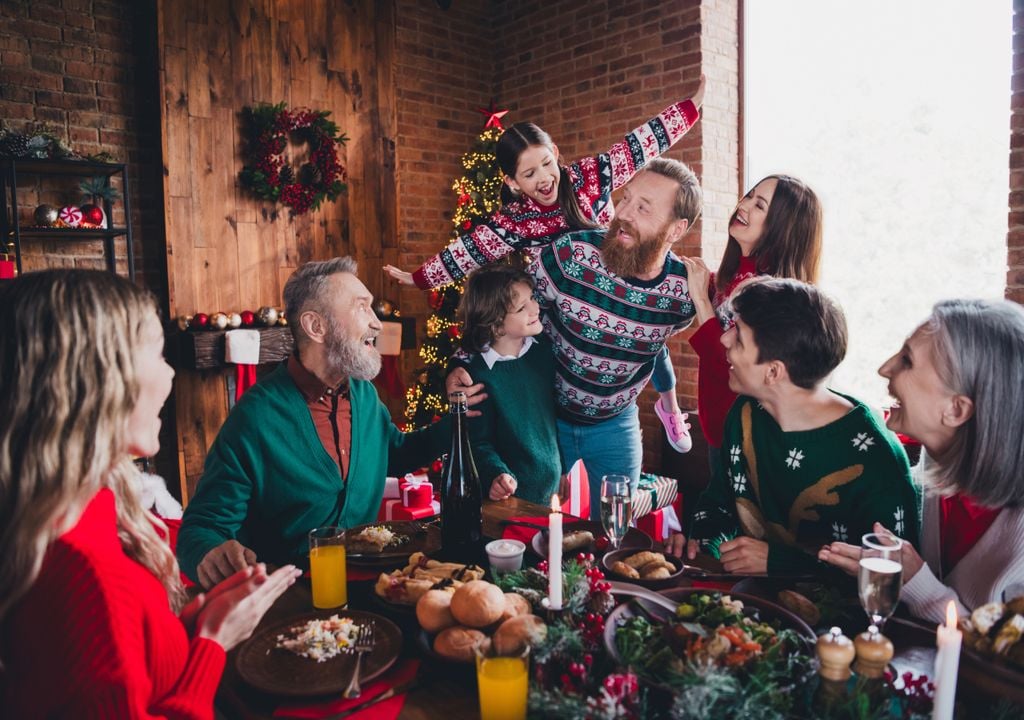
left=959, top=595, right=1024, bottom=704
left=373, top=551, right=487, bottom=608
left=730, top=575, right=861, bottom=632
left=345, top=520, right=440, bottom=565
left=605, top=589, right=816, bottom=711
left=528, top=520, right=652, bottom=559
left=601, top=549, right=686, bottom=589
left=235, top=609, right=401, bottom=697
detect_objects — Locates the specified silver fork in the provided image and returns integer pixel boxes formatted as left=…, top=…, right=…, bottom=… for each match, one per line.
left=343, top=622, right=374, bottom=699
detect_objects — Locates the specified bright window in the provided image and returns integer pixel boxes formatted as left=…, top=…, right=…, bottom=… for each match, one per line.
left=742, top=0, right=1011, bottom=406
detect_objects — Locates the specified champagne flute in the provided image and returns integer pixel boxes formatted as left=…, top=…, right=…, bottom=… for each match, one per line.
left=600, top=475, right=632, bottom=550
left=857, top=531, right=903, bottom=630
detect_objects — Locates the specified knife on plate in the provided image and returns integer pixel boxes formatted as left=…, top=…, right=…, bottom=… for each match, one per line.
left=321, top=678, right=418, bottom=720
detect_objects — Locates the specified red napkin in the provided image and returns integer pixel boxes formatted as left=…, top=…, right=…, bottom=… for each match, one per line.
left=347, top=564, right=380, bottom=582
left=500, top=516, right=546, bottom=546
left=273, top=658, right=419, bottom=719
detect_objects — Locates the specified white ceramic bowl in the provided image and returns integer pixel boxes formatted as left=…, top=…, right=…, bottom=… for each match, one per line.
left=485, top=539, right=526, bottom=572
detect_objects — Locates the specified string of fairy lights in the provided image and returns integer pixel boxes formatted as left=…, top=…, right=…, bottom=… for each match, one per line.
left=402, top=125, right=504, bottom=430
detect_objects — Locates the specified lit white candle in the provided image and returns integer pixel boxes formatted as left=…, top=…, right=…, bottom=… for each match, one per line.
left=932, top=601, right=962, bottom=720
left=548, top=494, right=562, bottom=610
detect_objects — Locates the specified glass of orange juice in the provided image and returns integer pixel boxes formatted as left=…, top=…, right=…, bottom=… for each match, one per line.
left=309, top=526, right=347, bottom=609
left=475, top=644, right=529, bottom=720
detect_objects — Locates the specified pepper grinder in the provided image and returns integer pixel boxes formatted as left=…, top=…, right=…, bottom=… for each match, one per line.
left=853, top=624, right=894, bottom=679
left=815, top=626, right=856, bottom=711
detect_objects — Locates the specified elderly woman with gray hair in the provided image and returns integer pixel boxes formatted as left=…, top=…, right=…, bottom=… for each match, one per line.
left=819, top=298, right=1024, bottom=624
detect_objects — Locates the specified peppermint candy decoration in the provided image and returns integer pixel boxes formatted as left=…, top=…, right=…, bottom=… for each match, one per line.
left=59, top=206, right=83, bottom=227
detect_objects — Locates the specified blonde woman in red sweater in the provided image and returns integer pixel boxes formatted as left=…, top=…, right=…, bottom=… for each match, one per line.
left=0, top=270, right=300, bottom=718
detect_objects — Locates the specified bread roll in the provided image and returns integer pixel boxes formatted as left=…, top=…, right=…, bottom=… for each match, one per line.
left=433, top=626, right=490, bottom=663
left=638, top=559, right=674, bottom=577
left=450, top=580, right=506, bottom=628
left=562, top=530, right=594, bottom=552
left=500, top=592, right=532, bottom=623
left=624, top=551, right=664, bottom=569
left=641, top=566, right=672, bottom=580
left=610, top=561, right=639, bottom=579
left=493, top=614, right=547, bottom=656
left=416, top=588, right=457, bottom=633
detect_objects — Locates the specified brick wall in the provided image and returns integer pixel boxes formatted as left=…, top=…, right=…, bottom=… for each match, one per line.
left=393, top=0, right=497, bottom=368
left=0, top=0, right=164, bottom=294
left=1010, top=0, right=1024, bottom=303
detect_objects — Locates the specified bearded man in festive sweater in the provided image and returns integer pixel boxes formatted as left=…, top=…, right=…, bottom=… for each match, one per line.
left=668, top=279, right=920, bottom=573
left=177, top=258, right=449, bottom=589
left=449, top=158, right=702, bottom=517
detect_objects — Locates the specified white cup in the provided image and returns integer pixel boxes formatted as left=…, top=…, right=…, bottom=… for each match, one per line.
left=485, top=539, right=526, bottom=572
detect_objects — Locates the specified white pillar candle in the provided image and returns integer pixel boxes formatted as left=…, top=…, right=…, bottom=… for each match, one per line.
left=932, top=601, right=962, bottom=720
left=548, top=494, right=562, bottom=610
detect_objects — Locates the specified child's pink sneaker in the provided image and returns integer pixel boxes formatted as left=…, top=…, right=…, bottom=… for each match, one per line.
left=656, top=399, right=692, bottom=453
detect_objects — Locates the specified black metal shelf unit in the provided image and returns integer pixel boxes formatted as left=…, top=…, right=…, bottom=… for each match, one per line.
left=0, top=157, right=135, bottom=280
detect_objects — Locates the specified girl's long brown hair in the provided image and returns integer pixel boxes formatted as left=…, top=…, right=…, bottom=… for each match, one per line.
left=716, top=174, right=822, bottom=293
left=0, top=270, right=184, bottom=654
left=496, top=122, right=598, bottom=231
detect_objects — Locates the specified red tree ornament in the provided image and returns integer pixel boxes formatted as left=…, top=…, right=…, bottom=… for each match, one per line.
left=447, top=324, right=460, bottom=340
left=240, top=310, right=255, bottom=327
left=429, top=289, right=443, bottom=311
left=192, top=312, right=210, bottom=330
left=79, top=203, right=104, bottom=227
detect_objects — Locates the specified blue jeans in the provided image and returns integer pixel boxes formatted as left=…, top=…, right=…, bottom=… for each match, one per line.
left=557, top=403, right=643, bottom=520
left=651, top=346, right=676, bottom=394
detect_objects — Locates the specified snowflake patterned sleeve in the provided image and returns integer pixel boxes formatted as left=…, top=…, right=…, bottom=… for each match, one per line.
left=600, top=99, right=700, bottom=196
left=688, top=444, right=740, bottom=557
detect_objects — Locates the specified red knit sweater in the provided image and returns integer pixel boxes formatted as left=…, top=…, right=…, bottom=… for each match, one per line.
left=688, top=256, right=760, bottom=448
left=1, top=488, right=226, bottom=718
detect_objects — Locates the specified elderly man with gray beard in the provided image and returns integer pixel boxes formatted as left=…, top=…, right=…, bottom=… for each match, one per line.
left=178, top=257, right=450, bottom=588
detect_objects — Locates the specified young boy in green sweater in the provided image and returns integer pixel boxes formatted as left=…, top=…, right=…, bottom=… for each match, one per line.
left=668, top=279, right=920, bottom=573
left=458, top=264, right=562, bottom=506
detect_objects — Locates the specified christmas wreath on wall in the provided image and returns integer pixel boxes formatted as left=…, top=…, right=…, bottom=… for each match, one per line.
left=239, top=102, right=348, bottom=216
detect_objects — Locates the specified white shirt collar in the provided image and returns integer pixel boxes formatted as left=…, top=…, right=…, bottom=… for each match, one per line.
left=480, top=336, right=535, bottom=369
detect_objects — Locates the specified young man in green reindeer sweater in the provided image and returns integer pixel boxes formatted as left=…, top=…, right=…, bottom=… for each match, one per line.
left=668, top=279, right=920, bottom=573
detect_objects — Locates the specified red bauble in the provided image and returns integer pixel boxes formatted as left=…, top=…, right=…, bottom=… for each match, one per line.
left=192, top=312, right=210, bottom=329
left=462, top=219, right=472, bottom=230
left=79, top=203, right=105, bottom=227
left=430, top=458, right=444, bottom=473
left=446, top=324, right=460, bottom=340
left=429, top=289, right=442, bottom=310
left=240, top=310, right=255, bottom=327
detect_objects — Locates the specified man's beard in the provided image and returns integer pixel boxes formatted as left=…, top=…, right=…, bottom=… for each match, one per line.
left=325, top=316, right=381, bottom=381
left=602, top=217, right=670, bottom=278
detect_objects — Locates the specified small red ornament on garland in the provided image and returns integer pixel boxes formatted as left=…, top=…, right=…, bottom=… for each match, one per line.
left=429, top=289, right=443, bottom=311
left=193, top=312, right=210, bottom=329
left=446, top=324, right=461, bottom=340
left=240, top=310, right=255, bottom=327
left=431, top=458, right=444, bottom=474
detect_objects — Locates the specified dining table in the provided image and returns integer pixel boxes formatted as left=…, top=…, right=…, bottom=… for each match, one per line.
left=213, top=496, right=960, bottom=720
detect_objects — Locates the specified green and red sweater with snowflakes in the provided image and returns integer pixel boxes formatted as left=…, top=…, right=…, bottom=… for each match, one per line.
left=689, top=393, right=921, bottom=573
left=529, top=231, right=695, bottom=423
left=412, top=98, right=700, bottom=289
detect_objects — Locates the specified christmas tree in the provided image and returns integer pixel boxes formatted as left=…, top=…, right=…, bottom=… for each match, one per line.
left=403, top=110, right=506, bottom=430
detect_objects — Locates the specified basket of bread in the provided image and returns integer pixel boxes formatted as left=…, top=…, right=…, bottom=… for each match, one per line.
left=601, top=549, right=684, bottom=588
left=959, top=595, right=1024, bottom=704
left=416, top=579, right=546, bottom=664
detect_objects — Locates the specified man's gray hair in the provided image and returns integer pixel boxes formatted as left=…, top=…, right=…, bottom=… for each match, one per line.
left=283, top=256, right=358, bottom=347
left=924, top=298, right=1024, bottom=507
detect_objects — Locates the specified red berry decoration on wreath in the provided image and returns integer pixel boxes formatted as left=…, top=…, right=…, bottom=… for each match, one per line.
left=239, top=102, right=348, bottom=216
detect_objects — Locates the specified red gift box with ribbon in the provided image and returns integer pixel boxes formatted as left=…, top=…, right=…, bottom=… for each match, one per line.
left=400, top=478, right=433, bottom=509
left=379, top=499, right=440, bottom=522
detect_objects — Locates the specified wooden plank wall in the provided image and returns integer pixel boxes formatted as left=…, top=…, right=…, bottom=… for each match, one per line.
left=157, top=0, right=398, bottom=502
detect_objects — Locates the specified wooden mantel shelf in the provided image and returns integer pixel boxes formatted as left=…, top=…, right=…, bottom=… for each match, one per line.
left=171, top=327, right=293, bottom=371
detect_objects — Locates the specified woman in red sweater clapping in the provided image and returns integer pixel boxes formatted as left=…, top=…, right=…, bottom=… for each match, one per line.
left=0, top=270, right=300, bottom=719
